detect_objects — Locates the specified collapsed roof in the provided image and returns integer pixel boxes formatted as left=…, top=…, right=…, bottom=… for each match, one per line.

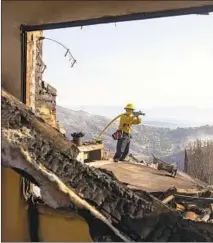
left=1, top=89, right=213, bottom=241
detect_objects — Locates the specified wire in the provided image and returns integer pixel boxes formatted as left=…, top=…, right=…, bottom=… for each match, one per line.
left=38, top=36, right=77, bottom=68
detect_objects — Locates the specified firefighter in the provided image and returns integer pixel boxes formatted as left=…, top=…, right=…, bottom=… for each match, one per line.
left=113, top=104, right=141, bottom=162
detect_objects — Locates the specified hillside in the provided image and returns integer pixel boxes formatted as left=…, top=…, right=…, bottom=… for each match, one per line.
left=68, top=105, right=213, bottom=127
left=56, top=105, right=213, bottom=163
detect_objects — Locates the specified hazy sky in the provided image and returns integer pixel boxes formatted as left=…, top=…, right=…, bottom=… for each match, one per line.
left=43, top=13, right=213, bottom=111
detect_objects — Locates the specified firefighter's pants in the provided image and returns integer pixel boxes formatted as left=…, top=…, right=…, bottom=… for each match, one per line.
left=113, top=133, right=130, bottom=161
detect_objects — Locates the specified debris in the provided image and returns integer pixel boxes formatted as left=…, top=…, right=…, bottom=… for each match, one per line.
left=184, top=211, right=200, bottom=221
left=162, top=195, right=175, bottom=204
left=176, top=188, right=213, bottom=197
left=211, top=203, right=213, bottom=212
left=2, top=89, right=213, bottom=241
left=174, top=194, right=213, bottom=204
left=148, top=163, right=158, bottom=170
left=128, top=153, right=147, bottom=165
left=151, top=153, right=177, bottom=177
left=155, top=186, right=213, bottom=224
left=175, top=203, right=185, bottom=212
left=200, top=209, right=212, bottom=222
left=185, top=204, right=204, bottom=215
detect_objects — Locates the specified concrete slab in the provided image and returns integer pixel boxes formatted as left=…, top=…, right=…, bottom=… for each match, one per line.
left=89, top=161, right=200, bottom=192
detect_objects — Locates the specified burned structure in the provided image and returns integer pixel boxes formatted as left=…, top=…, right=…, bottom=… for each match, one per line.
left=2, top=89, right=213, bottom=241
left=2, top=1, right=213, bottom=242
left=26, top=31, right=57, bottom=128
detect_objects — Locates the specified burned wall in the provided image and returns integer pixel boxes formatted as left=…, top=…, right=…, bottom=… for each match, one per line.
left=36, top=81, right=57, bottom=128
left=26, top=31, right=43, bottom=110
left=26, top=31, right=57, bottom=128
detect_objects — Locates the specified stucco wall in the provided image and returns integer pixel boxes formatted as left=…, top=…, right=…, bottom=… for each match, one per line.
left=1, top=167, right=92, bottom=242
left=2, top=1, right=213, bottom=100
left=1, top=168, right=29, bottom=242
left=38, top=207, right=92, bottom=242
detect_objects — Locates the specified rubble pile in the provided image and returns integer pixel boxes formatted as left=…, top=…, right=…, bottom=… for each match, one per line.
left=2, top=89, right=213, bottom=242
left=152, top=186, right=213, bottom=224
left=125, top=151, right=213, bottom=225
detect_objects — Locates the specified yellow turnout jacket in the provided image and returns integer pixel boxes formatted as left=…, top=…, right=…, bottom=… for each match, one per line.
left=118, top=114, right=141, bottom=134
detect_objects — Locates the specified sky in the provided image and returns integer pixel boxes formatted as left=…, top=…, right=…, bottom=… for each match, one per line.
left=43, top=13, right=213, bottom=124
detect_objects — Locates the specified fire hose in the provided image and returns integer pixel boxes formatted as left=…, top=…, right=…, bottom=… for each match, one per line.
left=95, top=111, right=145, bottom=141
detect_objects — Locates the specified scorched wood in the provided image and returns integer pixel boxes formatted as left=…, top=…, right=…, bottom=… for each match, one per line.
left=1, top=89, right=213, bottom=242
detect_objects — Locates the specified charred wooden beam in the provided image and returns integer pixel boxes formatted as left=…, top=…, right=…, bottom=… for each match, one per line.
left=176, top=188, right=213, bottom=197
left=162, top=195, right=175, bottom=204
left=175, top=195, right=213, bottom=204
left=1, top=136, right=128, bottom=242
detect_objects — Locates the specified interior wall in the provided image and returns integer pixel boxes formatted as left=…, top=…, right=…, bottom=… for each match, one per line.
left=1, top=167, right=92, bottom=242
left=1, top=168, right=29, bottom=242
left=2, top=1, right=213, bottom=100
left=38, top=207, right=92, bottom=242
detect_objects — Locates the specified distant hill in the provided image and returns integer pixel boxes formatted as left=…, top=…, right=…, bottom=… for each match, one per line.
left=67, top=105, right=213, bottom=127
left=67, top=106, right=182, bottom=128
left=143, top=120, right=180, bottom=129
left=56, top=105, right=213, bottom=168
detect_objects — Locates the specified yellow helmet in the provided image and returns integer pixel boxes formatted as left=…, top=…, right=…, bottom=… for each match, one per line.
left=124, top=103, right=135, bottom=110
